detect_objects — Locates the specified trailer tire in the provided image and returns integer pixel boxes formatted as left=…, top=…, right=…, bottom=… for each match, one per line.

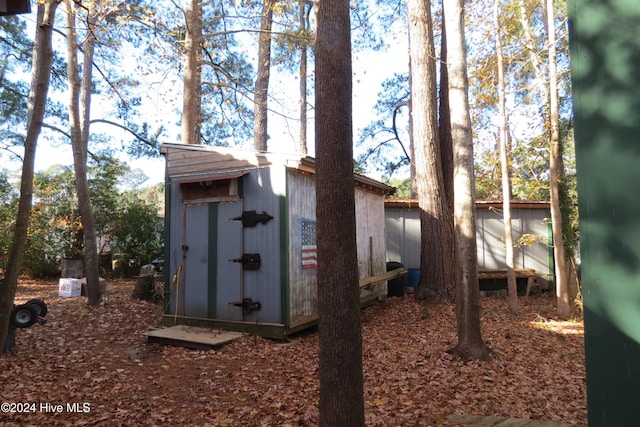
left=11, top=304, right=38, bottom=328
left=26, top=299, right=47, bottom=317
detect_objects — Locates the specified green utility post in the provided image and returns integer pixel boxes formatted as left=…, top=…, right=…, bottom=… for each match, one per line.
left=568, top=0, right=640, bottom=425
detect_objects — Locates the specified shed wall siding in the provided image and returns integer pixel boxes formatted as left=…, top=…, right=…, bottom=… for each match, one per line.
left=385, top=208, right=421, bottom=268
left=475, top=207, right=551, bottom=280
left=286, top=172, right=317, bottom=328
left=239, top=167, right=285, bottom=324
left=385, top=206, right=552, bottom=280
left=286, top=172, right=389, bottom=327
left=355, top=190, right=387, bottom=297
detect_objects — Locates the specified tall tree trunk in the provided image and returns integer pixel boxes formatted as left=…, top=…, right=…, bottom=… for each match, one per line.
left=517, top=0, right=546, bottom=90
left=0, top=0, right=60, bottom=354
left=182, top=0, right=202, bottom=145
left=408, top=30, right=417, bottom=198
left=438, top=15, right=453, bottom=211
left=79, top=3, right=101, bottom=304
left=253, top=0, right=273, bottom=151
left=298, top=1, right=309, bottom=155
left=315, top=0, right=364, bottom=422
left=444, top=0, right=491, bottom=361
left=545, top=0, right=570, bottom=318
left=494, top=0, right=518, bottom=314
left=408, top=0, right=456, bottom=301
left=65, top=0, right=101, bottom=306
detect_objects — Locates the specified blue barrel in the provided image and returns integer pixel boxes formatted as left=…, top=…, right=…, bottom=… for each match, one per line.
left=408, top=268, right=420, bottom=291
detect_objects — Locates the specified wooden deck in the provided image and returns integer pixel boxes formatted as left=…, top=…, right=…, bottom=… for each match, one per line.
left=478, top=268, right=537, bottom=280
left=478, top=268, right=542, bottom=296
left=146, top=325, right=245, bottom=350
left=448, top=414, right=584, bottom=427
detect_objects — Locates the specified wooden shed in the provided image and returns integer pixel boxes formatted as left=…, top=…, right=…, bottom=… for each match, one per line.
left=159, top=143, right=395, bottom=339
left=384, top=199, right=554, bottom=291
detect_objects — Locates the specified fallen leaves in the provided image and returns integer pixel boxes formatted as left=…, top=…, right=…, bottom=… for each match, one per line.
left=0, top=279, right=586, bottom=426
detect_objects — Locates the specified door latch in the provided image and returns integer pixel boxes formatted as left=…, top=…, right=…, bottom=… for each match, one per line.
left=229, top=298, right=262, bottom=314
left=232, top=210, right=274, bottom=227
left=229, top=253, right=261, bottom=270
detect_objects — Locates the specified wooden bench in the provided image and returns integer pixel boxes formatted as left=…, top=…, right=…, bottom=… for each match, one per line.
left=359, top=268, right=407, bottom=290
left=478, top=268, right=541, bottom=296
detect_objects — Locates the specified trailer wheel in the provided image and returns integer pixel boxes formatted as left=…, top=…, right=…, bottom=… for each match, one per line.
left=11, top=304, right=38, bottom=328
left=26, top=299, right=47, bottom=317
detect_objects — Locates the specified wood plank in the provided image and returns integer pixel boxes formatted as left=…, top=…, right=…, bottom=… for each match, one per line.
left=478, top=268, right=536, bottom=279
left=359, top=267, right=406, bottom=289
left=146, top=325, right=245, bottom=349
left=448, top=415, right=510, bottom=426
left=160, top=315, right=289, bottom=340
left=447, top=415, right=583, bottom=427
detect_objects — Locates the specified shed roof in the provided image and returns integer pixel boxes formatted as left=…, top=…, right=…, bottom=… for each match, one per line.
left=160, top=143, right=395, bottom=196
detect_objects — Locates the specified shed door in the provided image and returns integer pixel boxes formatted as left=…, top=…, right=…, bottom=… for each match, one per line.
left=183, top=203, right=210, bottom=318
left=183, top=201, right=243, bottom=320
left=214, top=201, right=243, bottom=321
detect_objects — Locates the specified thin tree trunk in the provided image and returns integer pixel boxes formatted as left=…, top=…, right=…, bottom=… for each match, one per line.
left=298, top=1, right=309, bottom=155
left=315, top=0, right=364, bottom=421
left=79, top=4, right=101, bottom=304
left=65, top=0, right=101, bottom=306
left=518, top=0, right=546, bottom=90
left=444, top=0, right=491, bottom=361
left=545, top=0, right=570, bottom=318
left=0, top=0, right=60, bottom=354
left=182, top=0, right=202, bottom=145
left=408, top=29, right=416, bottom=198
left=494, top=0, right=519, bottom=314
left=253, top=0, right=273, bottom=151
left=439, top=15, right=453, bottom=211
left=408, top=0, right=456, bottom=301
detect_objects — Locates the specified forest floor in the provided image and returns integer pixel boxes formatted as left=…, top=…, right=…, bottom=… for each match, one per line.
left=0, top=278, right=586, bottom=426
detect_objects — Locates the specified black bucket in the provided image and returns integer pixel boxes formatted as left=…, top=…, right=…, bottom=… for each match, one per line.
left=386, top=261, right=405, bottom=297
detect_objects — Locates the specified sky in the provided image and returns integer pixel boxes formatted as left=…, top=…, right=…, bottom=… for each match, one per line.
left=4, top=4, right=409, bottom=187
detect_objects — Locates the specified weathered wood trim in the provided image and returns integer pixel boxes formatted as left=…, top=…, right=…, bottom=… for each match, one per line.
left=207, top=203, right=218, bottom=319
left=359, top=268, right=406, bottom=289
left=162, top=315, right=289, bottom=340
left=163, top=178, right=172, bottom=311
left=279, top=191, right=290, bottom=327
left=478, top=268, right=536, bottom=279
left=170, top=171, right=247, bottom=185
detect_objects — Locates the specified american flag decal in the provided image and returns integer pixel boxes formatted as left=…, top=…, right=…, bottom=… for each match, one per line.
left=301, top=219, right=317, bottom=270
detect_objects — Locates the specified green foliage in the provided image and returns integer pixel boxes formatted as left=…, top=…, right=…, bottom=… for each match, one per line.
left=559, top=125, right=579, bottom=259
left=383, top=177, right=411, bottom=198
left=474, top=129, right=552, bottom=201
left=0, top=16, right=31, bottom=153
left=0, top=170, right=18, bottom=271
left=14, top=161, right=164, bottom=279
left=111, top=199, right=164, bottom=277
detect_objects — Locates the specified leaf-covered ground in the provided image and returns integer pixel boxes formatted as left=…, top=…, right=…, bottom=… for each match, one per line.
left=0, top=279, right=586, bottom=426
